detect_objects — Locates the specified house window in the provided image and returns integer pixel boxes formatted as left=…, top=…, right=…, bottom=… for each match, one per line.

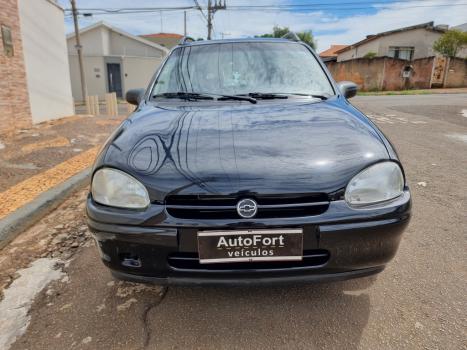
left=1, top=25, right=14, bottom=57
left=388, top=46, right=414, bottom=60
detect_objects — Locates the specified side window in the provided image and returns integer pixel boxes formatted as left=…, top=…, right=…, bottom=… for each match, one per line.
left=388, top=46, right=414, bottom=61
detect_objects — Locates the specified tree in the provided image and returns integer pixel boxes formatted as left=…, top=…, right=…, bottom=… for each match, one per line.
left=433, top=30, right=467, bottom=57
left=256, top=26, right=316, bottom=49
left=296, top=31, right=316, bottom=49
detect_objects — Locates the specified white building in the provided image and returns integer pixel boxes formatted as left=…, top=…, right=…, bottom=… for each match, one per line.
left=67, top=22, right=169, bottom=101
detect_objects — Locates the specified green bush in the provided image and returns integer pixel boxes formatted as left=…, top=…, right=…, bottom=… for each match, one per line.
left=433, top=30, right=467, bottom=57
left=363, top=51, right=377, bottom=59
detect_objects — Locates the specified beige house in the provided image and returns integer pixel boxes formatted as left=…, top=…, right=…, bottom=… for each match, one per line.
left=0, top=0, right=74, bottom=134
left=336, top=22, right=455, bottom=62
left=67, top=22, right=169, bottom=101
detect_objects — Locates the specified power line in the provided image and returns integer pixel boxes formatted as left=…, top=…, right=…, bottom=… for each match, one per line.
left=64, top=2, right=467, bottom=16
left=62, top=0, right=456, bottom=11
left=193, top=0, right=208, bottom=22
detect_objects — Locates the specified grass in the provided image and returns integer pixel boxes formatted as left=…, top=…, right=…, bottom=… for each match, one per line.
left=358, top=89, right=433, bottom=96
left=358, top=87, right=467, bottom=96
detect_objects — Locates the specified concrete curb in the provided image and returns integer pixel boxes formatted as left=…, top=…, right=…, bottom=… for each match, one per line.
left=0, top=168, right=91, bottom=250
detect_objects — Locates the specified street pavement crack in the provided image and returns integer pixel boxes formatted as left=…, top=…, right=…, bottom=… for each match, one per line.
left=142, top=286, right=169, bottom=349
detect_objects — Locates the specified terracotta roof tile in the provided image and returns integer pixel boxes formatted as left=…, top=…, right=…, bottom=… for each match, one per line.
left=141, top=33, right=183, bottom=39
left=319, top=45, right=349, bottom=57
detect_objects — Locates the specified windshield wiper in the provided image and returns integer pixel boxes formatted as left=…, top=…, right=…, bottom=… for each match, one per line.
left=283, top=93, right=329, bottom=100
left=239, top=92, right=289, bottom=100
left=153, top=92, right=257, bottom=104
left=240, top=92, right=329, bottom=100
left=153, top=92, right=214, bottom=101
left=216, top=94, right=257, bottom=104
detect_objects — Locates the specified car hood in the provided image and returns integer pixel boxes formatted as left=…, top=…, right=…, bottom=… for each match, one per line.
left=102, top=100, right=389, bottom=201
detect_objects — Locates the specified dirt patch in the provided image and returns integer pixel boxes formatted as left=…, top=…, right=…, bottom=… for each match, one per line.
left=0, top=114, right=125, bottom=192
left=20, top=136, right=70, bottom=153
left=0, top=189, right=91, bottom=299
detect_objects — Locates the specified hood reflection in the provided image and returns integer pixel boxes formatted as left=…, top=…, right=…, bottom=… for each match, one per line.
left=104, top=101, right=389, bottom=201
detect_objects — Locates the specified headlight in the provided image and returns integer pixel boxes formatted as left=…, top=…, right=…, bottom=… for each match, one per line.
left=92, top=168, right=150, bottom=209
left=345, top=162, right=404, bottom=206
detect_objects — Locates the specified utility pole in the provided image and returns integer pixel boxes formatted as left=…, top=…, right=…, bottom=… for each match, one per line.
left=70, top=0, right=87, bottom=101
left=206, top=0, right=226, bottom=40
left=184, top=11, right=187, bottom=36
left=160, top=10, right=163, bottom=32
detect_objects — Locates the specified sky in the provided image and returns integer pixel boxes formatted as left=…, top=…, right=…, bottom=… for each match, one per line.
left=58, top=0, right=467, bottom=51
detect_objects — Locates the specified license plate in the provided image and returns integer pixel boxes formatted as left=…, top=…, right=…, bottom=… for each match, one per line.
left=197, top=229, right=303, bottom=264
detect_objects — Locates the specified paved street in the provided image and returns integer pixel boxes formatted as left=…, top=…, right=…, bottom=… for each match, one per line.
left=1, top=94, right=466, bottom=350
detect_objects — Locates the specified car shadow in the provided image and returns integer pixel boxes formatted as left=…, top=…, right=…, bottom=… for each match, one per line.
left=146, top=277, right=376, bottom=349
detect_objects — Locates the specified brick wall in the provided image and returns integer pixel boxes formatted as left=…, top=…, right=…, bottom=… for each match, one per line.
left=445, top=58, right=467, bottom=88
left=0, top=0, right=31, bottom=136
left=325, top=56, right=466, bottom=91
left=326, top=58, right=385, bottom=91
left=327, top=57, right=433, bottom=91
left=404, top=57, right=434, bottom=89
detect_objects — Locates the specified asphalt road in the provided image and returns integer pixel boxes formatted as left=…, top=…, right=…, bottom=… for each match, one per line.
left=1, top=94, right=467, bottom=350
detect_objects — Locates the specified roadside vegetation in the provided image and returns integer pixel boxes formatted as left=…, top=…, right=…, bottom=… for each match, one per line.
left=357, top=88, right=467, bottom=96
left=363, top=51, right=377, bottom=59
left=433, top=29, right=467, bottom=57
left=256, top=26, right=316, bottom=49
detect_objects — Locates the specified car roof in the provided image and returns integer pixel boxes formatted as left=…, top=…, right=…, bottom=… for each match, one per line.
left=176, top=37, right=302, bottom=47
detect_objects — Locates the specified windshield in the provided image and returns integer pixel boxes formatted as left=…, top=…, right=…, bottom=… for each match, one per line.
left=151, top=42, right=334, bottom=98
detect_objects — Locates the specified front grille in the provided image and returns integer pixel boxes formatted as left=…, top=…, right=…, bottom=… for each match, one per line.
left=165, top=193, right=330, bottom=219
left=167, top=250, right=330, bottom=271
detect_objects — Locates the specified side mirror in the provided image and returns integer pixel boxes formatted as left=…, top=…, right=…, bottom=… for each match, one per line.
left=126, top=88, right=145, bottom=105
left=337, top=81, right=358, bottom=99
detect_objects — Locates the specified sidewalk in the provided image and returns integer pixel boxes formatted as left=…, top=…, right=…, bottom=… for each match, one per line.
left=0, top=113, right=125, bottom=221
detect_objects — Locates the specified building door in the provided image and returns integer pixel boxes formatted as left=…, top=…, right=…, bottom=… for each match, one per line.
left=431, top=56, right=448, bottom=88
left=107, top=63, right=123, bottom=97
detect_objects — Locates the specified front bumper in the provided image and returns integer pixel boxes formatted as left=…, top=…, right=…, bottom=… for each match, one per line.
left=87, top=191, right=411, bottom=285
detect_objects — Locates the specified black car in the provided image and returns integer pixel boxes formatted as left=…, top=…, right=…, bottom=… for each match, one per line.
left=87, top=37, right=411, bottom=285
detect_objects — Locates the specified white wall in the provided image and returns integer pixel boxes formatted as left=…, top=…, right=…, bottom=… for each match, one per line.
left=18, top=0, right=74, bottom=123
left=457, top=47, right=467, bottom=59
left=69, top=55, right=162, bottom=100
left=68, top=55, right=106, bottom=100
left=67, top=25, right=165, bottom=58
left=377, top=28, right=442, bottom=59
left=122, top=56, right=163, bottom=91
left=338, top=40, right=380, bottom=61
left=110, top=31, right=164, bottom=57
left=68, top=26, right=108, bottom=56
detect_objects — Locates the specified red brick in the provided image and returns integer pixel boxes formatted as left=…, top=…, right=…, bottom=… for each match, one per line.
left=0, top=0, right=32, bottom=136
